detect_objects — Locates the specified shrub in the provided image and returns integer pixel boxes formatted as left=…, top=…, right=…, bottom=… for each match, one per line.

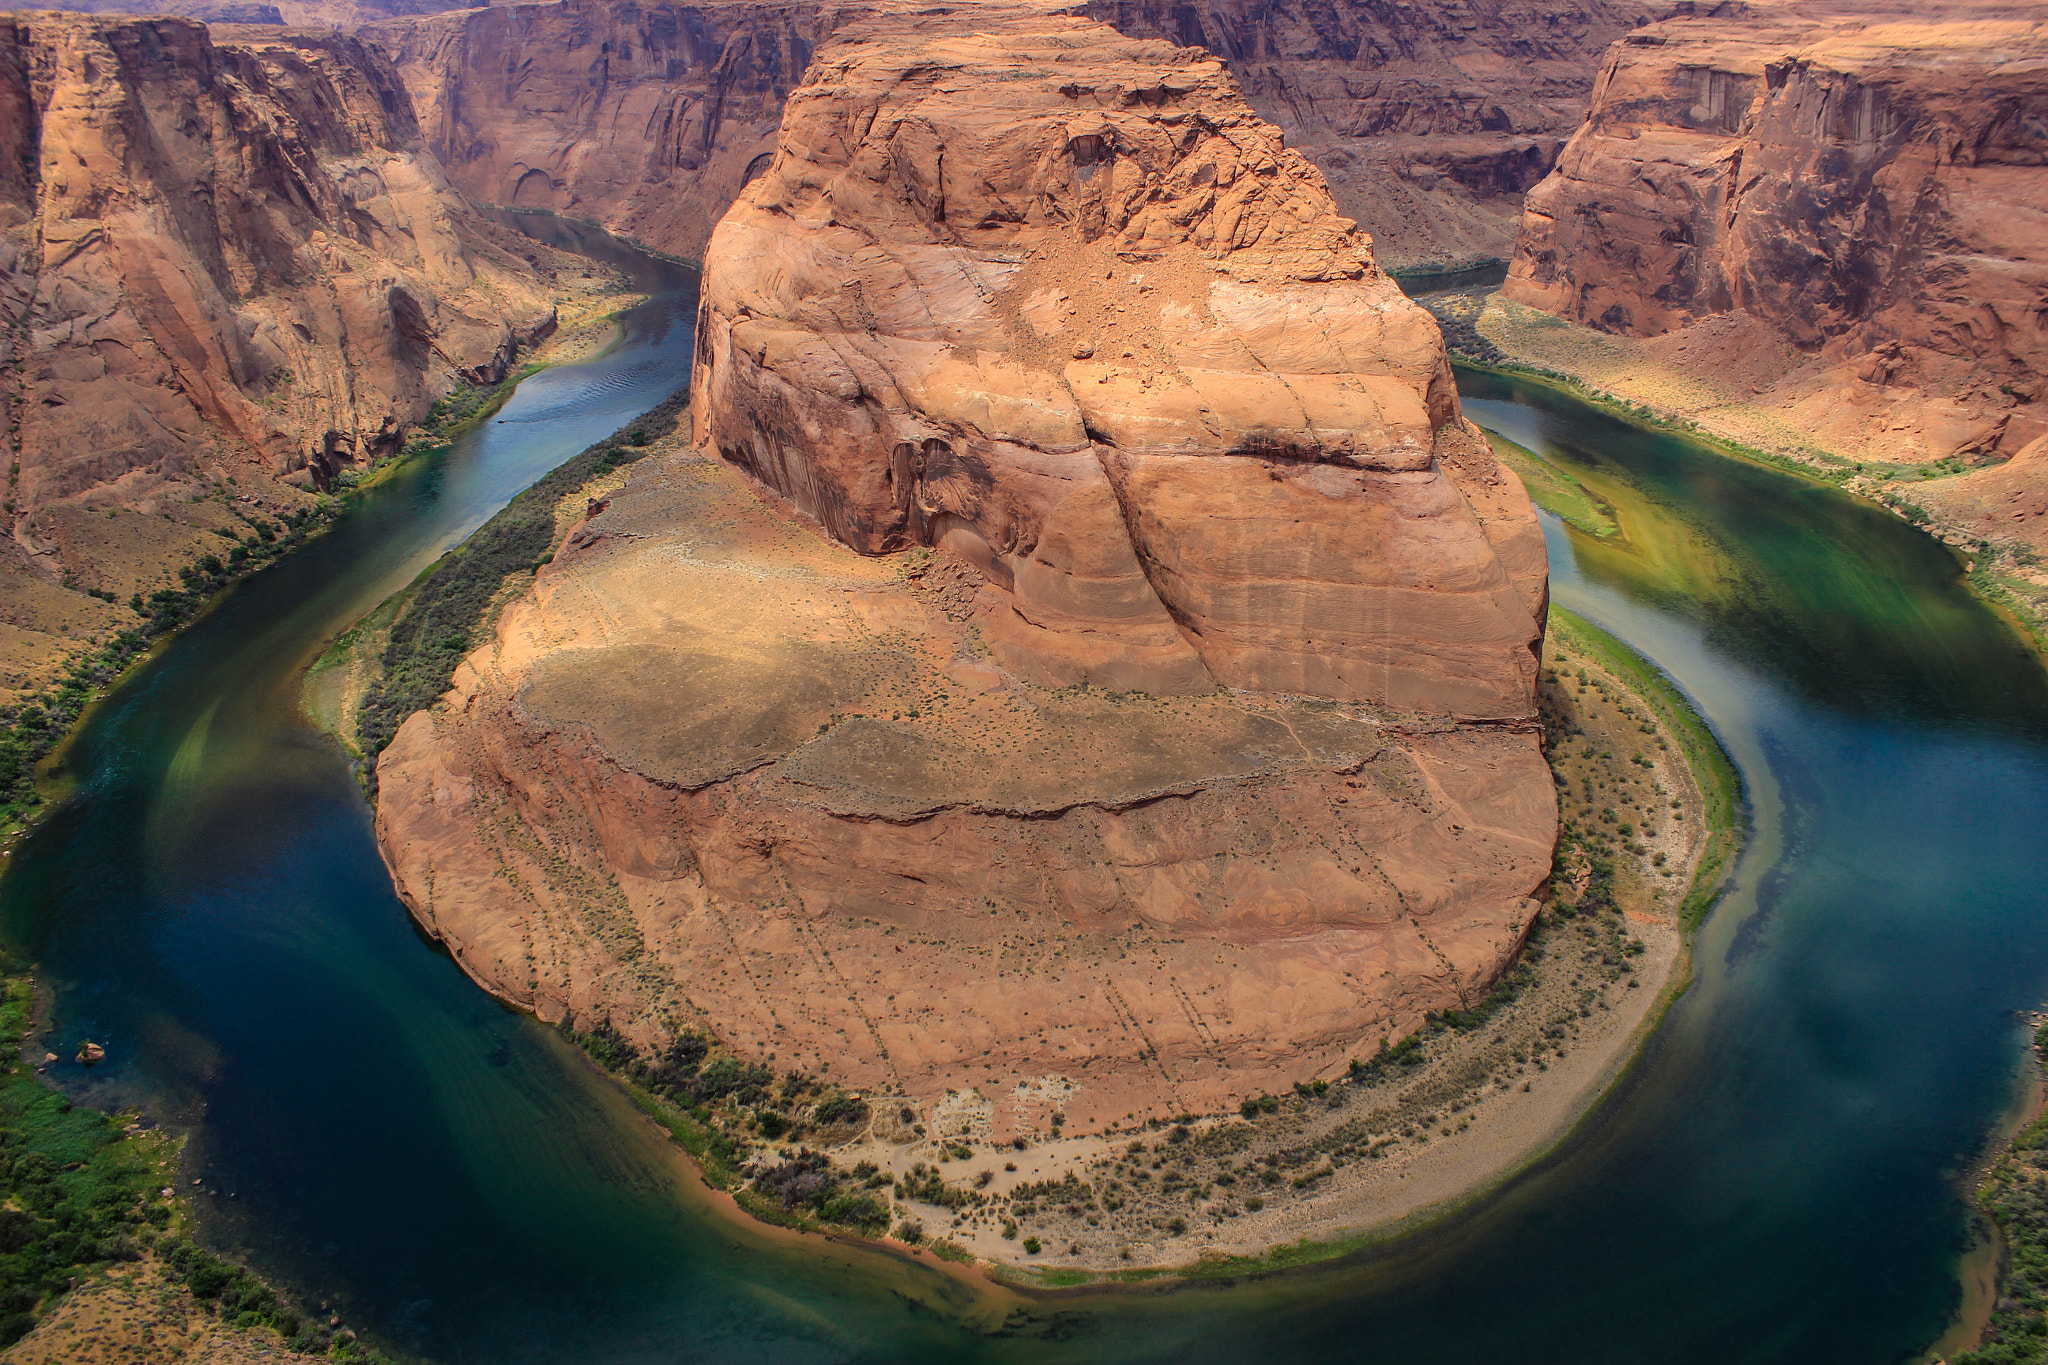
left=813, top=1092, right=867, bottom=1126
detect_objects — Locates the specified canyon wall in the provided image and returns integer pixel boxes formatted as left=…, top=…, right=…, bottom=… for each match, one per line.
left=368, top=0, right=1646, bottom=268
left=2, top=15, right=566, bottom=516
left=0, top=14, right=577, bottom=695
left=1503, top=1, right=2048, bottom=462
left=376, top=5, right=1556, bottom=1128
left=362, top=0, right=835, bottom=264
left=1083, top=0, right=1652, bottom=265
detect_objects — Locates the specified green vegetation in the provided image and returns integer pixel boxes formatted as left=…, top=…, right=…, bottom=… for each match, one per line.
left=1969, top=542, right=2048, bottom=660
left=1483, top=430, right=1619, bottom=539
left=0, top=972, right=382, bottom=1356
left=0, top=502, right=334, bottom=837
left=1548, top=609, right=1744, bottom=929
left=0, top=978, right=165, bottom=1346
left=553, top=1015, right=897, bottom=1239
left=355, top=389, right=687, bottom=771
left=1958, top=1025, right=2048, bottom=1365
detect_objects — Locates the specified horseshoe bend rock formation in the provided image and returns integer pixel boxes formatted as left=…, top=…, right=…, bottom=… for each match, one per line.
left=695, top=6, right=1551, bottom=715
left=1502, top=0, right=2048, bottom=464
left=375, top=7, right=1555, bottom=1128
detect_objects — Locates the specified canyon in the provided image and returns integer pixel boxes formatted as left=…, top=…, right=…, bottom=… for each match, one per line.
left=361, top=0, right=1645, bottom=270
left=0, top=13, right=592, bottom=700
left=372, top=3, right=1557, bottom=1131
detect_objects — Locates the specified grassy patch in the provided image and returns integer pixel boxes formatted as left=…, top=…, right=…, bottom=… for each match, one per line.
left=1958, top=1025, right=2048, bottom=1365
left=354, top=390, right=686, bottom=773
left=1547, top=608, right=1745, bottom=930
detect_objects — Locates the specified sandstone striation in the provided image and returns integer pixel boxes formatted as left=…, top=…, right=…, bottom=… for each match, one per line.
left=0, top=13, right=586, bottom=695
left=1084, top=0, right=1652, bottom=266
left=376, top=8, right=1555, bottom=1131
left=1503, top=0, right=2048, bottom=464
left=369, top=0, right=1645, bottom=269
left=1, top=15, right=568, bottom=512
left=692, top=6, right=1548, bottom=712
left=364, top=0, right=844, bottom=265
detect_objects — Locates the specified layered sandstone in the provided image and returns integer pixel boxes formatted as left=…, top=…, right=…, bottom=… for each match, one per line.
left=368, top=0, right=1645, bottom=268
left=1503, top=0, right=2048, bottom=464
left=0, top=14, right=582, bottom=694
left=1084, top=0, right=1652, bottom=266
left=362, top=0, right=845, bottom=264
left=376, top=8, right=1554, bottom=1129
left=1, top=15, right=567, bottom=513
left=692, top=6, right=1548, bottom=712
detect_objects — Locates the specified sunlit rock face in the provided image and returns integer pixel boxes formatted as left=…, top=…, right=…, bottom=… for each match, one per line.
left=1, top=14, right=562, bottom=511
left=692, top=3, right=1548, bottom=717
left=1506, top=0, right=2048, bottom=464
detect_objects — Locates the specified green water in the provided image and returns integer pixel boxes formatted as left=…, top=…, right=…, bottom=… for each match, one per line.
left=4, top=233, right=2048, bottom=1362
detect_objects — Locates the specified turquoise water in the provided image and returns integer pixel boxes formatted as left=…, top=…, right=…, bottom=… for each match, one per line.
left=4, top=235, right=2047, bottom=1362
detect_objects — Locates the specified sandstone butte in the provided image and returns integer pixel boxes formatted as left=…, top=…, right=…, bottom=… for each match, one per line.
left=1502, top=0, right=2048, bottom=540
left=363, top=0, right=1649, bottom=271
left=374, top=4, right=1558, bottom=1134
left=0, top=13, right=568, bottom=698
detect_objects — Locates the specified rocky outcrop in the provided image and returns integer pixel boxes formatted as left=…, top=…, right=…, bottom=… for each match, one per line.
left=376, top=7, right=1554, bottom=1129
left=368, top=0, right=1645, bottom=268
left=694, top=5, right=1548, bottom=713
left=0, top=14, right=568, bottom=525
left=1504, top=0, right=2048, bottom=462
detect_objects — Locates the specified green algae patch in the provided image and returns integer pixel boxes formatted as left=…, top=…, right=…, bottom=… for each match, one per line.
left=1485, top=429, right=1619, bottom=539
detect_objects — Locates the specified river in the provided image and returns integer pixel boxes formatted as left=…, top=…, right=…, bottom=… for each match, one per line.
left=4, top=227, right=2047, bottom=1364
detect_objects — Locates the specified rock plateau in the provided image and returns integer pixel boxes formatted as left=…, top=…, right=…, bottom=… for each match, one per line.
left=375, top=6, right=1556, bottom=1131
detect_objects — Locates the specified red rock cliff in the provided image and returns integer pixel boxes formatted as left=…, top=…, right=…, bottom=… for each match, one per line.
left=0, top=14, right=564, bottom=524
left=693, top=3, right=1548, bottom=715
left=369, top=0, right=1645, bottom=267
left=1504, top=0, right=2048, bottom=460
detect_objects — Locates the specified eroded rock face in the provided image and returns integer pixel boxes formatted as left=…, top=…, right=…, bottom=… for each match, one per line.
left=364, top=0, right=836, bottom=265
left=0, top=15, right=563, bottom=521
left=693, top=6, right=1547, bottom=716
left=376, top=449, right=1556, bottom=1128
left=1504, top=0, right=2048, bottom=461
left=369, top=0, right=1645, bottom=268
left=1085, top=0, right=1652, bottom=266
left=377, top=8, right=1555, bottom=1128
